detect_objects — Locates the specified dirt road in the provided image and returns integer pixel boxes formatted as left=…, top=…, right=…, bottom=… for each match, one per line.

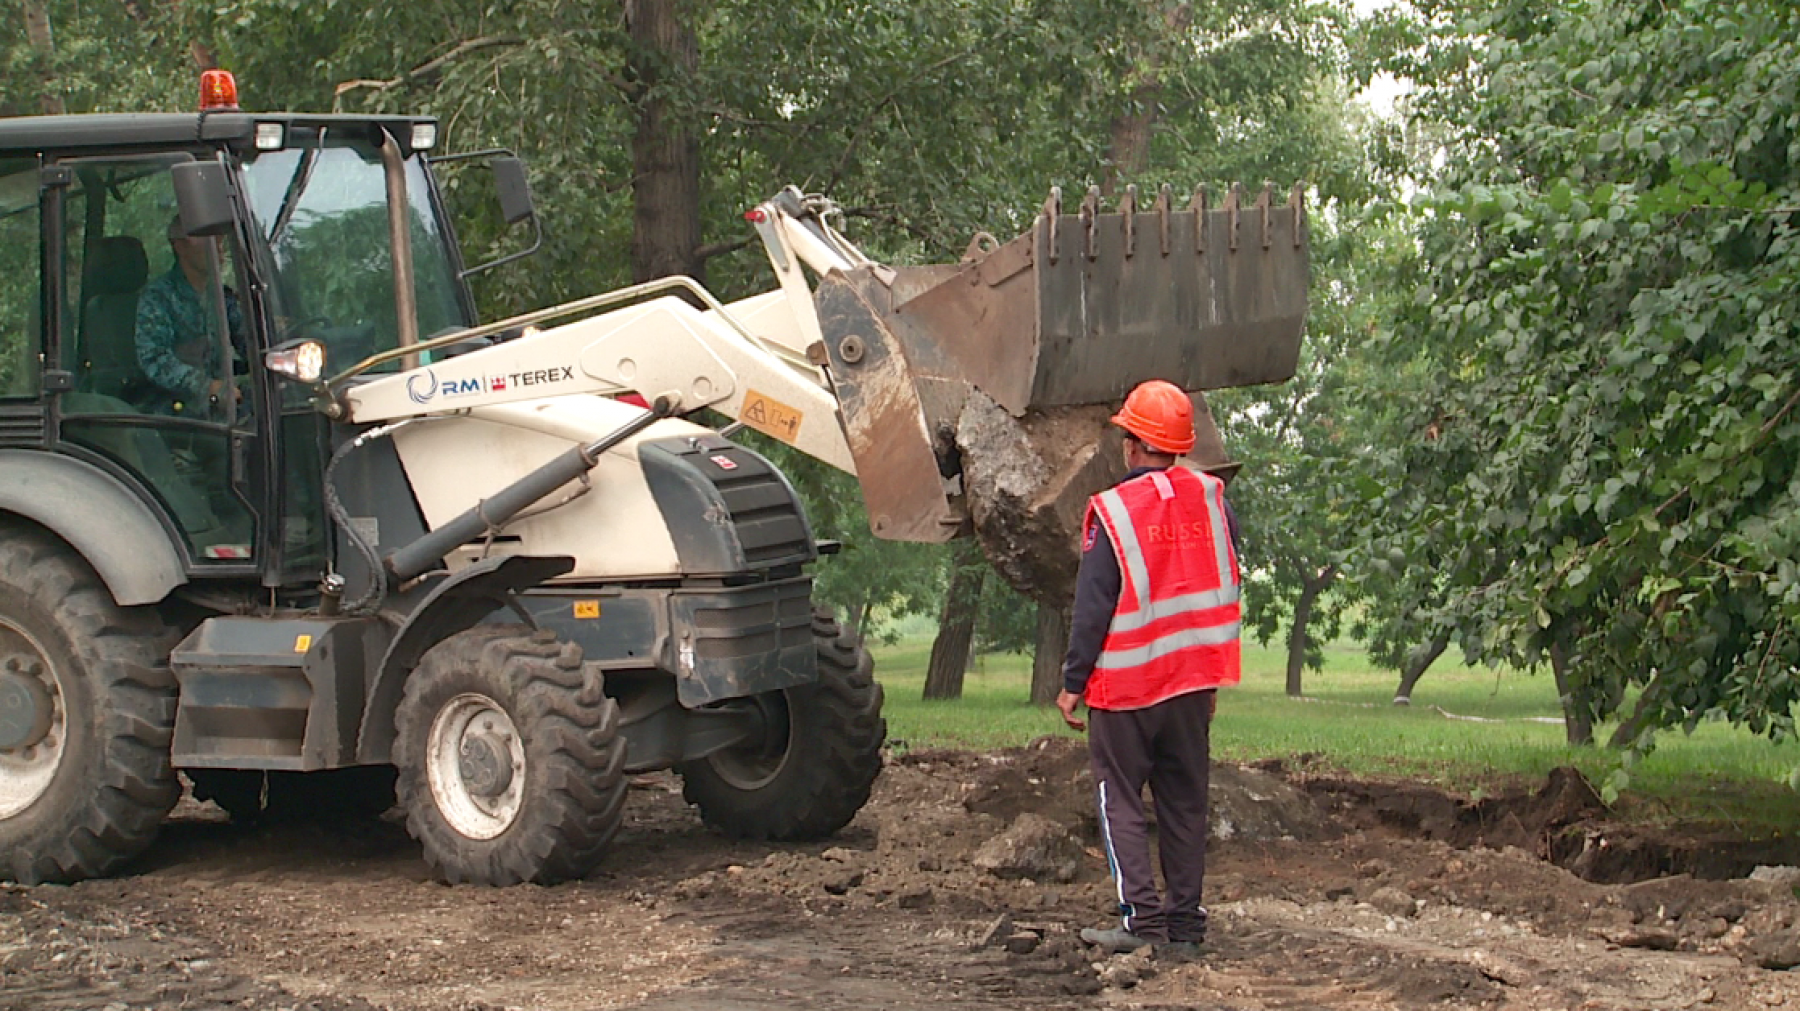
left=7, top=739, right=1800, bottom=1010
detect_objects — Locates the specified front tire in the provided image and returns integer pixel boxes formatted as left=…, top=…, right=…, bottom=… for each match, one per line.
left=679, top=609, right=885, bottom=840
left=395, top=626, right=627, bottom=885
left=0, top=528, right=177, bottom=884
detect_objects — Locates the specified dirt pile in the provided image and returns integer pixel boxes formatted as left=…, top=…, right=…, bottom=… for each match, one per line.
left=958, top=735, right=1336, bottom=845
left=10, top=753, right=1800, bottom=1010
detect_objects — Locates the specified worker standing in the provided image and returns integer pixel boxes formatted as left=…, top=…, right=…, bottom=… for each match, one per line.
left=1058, top=379, right=1242, bottom=960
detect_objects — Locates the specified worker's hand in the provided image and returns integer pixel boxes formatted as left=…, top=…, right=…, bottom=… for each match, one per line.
left=1206, top=691, right=1217, bottom=720
left=1056, top=689, right=1086, bottom=732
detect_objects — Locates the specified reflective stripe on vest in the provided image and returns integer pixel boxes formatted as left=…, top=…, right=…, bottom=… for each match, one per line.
left=1086, top=467, right=1241, bottom=708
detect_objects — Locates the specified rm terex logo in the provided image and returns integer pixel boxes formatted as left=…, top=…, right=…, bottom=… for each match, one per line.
left=505, top=366, right=576, bottom=388
left=405, top=370, right=438, bottom=404
left=404, top=365, right=577, bottom=403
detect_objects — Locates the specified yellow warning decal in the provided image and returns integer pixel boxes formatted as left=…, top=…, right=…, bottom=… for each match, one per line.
left=294, top=634, right=313, bottom=654
left=573, top=600, right=601, bottom=619
left=740, top=388, right=804, bottom=444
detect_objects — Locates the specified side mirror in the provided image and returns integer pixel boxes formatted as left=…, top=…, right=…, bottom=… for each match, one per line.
left=493, top=157, right=534, bottom=226
left=171, top=162, right=235, bottom=238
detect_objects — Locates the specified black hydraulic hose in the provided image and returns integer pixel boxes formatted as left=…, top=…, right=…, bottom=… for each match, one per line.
left=384, top=396, right=675, bottom=583
left=323, top=419, right=416, bottom=615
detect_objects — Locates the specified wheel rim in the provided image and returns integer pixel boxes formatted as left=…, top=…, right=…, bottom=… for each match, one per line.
left=425, top=693, right=526, bottom=841
left=706, top=691, right=795, bottom=791
left=0, top=619, right=66, bottom=820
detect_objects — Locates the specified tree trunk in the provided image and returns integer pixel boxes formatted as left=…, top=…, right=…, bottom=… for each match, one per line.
left=1030, top=603, right=1070, bottom=706
left=922, top=563, right=985, bottom=700
left=1285, top=565, right=1336, bottom=697
left=625, top=0, right=704, bottom=285
left=23, top=0, right=65, bottom=116
left=1548, top=640, right=1594, bottom=746
left=1392, top=630, right=1451, bottom=704
left=844, top=596, right=869, bottom=637
left=1608, top=680, right=1658, bottom=749
left=1101, top=2, right=1193, bottom=194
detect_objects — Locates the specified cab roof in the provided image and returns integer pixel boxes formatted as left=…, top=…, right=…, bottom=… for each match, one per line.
left=0, top=113, right=437, bottom=156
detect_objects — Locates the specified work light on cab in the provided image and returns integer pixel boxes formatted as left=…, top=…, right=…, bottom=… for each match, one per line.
left=266, top=339, right=326, bottom=383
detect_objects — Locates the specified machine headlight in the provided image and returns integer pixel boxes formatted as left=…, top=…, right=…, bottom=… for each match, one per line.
left=254, top=122, right=286, bottom=151
left=266, top=340, right=326, bottom=383
left=411, top=122, right=438, bottom=152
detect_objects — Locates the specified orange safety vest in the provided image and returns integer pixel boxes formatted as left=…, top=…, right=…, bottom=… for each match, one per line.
left=1082, top=466, right=1241, bottom=711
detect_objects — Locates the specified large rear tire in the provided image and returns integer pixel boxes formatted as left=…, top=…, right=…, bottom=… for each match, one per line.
left=395, top=626, right=627, bottom=885
left=679, top=609, right=885, bottom=840
left=0, top=528, right=177, bottom=884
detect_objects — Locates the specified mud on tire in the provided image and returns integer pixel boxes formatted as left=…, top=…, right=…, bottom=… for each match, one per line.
left=679, top=609, right=885, bottom=841
left=395, top=625, right=627, bottom=885
left=0, top=527, right=177, bottom=885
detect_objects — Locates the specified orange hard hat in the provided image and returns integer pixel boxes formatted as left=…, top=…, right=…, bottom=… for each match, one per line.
left=1111, top=380, right=1196, bottom=454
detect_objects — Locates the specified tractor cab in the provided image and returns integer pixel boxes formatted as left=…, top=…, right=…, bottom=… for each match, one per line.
left=0, top=73, right=528, bottom=600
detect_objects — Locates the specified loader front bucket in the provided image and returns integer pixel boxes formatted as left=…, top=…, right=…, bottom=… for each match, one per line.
left=813, top=182, right=1310, bottom=593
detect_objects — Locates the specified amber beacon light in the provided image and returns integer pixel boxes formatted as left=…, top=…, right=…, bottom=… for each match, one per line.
left=199, top=70, right=240, bottom=111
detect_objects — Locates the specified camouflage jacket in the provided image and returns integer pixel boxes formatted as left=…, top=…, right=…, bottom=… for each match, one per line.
left=134, top=265, right=243, bottom=416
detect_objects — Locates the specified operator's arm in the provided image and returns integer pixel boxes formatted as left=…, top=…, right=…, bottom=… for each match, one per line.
left=135, top=286, right=210, bottom=402
left=1062, top=522, right=1122, bottom=697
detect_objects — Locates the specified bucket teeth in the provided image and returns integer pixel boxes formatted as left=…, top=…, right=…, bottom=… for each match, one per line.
left=1028, top=181, right=1309, bottom=258
left=1080, top=185, right=1102, bottom=261
left=1120, top=185, right=1137, bottom=259
left=1029, top=182, right=1305, bottom=218
left=1192, top=185, right=1208, bottom=252
left=1155, top=184, right=1173, bottom=257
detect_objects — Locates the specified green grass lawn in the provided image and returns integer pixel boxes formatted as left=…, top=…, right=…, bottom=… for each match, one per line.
left=872, top=633, right=1800, bottom=833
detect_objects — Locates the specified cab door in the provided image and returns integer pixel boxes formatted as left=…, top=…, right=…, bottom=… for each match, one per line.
left=47, top=154, right=263, bottom=570
left=0, top=156, right=44, bottom=446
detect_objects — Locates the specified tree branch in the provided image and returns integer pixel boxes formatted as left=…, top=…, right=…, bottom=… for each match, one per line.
left=693, top=235, right=754, bottom=263
left=335, top=36, right=524, bottom=102
left=840, top=206, right=935, bottom=243
left=825, top=49, right=976, bottom=193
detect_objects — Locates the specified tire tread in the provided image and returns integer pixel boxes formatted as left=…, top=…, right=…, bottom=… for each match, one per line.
left=0, top=526, right=177, bottom=885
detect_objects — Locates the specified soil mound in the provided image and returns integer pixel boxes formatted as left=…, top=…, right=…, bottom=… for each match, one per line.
left=953, top=735, right=1339, bottom=844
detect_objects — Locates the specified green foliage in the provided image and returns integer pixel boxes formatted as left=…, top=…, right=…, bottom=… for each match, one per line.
left=5, top=0, right=1387, bottom=691
left=1385, top=1, right=1800, bottom=746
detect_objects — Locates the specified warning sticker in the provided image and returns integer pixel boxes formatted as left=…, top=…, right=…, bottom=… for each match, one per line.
left=740, top=388, right=804, bottom=444
left=573, top=600, right=601, bottom=619
left=294, top=634, right=313, bottom=654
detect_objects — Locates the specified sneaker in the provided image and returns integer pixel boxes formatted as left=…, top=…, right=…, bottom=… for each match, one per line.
left=1080, top=927, right=1156, bottom=953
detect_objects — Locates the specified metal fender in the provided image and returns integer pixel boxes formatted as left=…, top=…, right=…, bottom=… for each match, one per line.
left=0, top=450, right=185, bottom=605
left=356, top=553, right=574, bottom=763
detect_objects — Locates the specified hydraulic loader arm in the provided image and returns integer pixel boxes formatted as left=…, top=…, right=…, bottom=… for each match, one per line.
left=338, top=275, right=860, bottom=474
left=338, top=188, right=885, bottom=477
left=334, top=181, right=1310, bottom=570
